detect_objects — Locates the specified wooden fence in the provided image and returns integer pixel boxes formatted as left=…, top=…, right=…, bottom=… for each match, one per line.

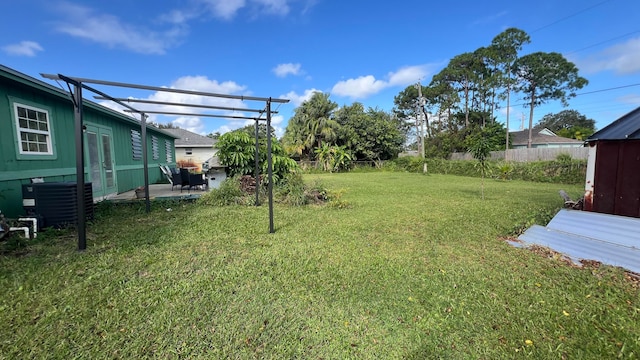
left=450, top=147, right=588, bottom=162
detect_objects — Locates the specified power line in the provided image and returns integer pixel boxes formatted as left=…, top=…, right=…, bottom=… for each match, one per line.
left=531, top=0, right=613, bottom=33
left=576, top=83, right=640, bottom=96
left=566, top=30, right=640, bottom=54
left=508, top=83, right=640, bottom=108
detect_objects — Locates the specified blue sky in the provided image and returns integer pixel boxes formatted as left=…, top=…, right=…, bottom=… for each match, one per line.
left=2, top=0, right=639, bottom=137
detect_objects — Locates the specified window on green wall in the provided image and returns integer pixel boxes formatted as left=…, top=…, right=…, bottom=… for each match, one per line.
left=131, top=129, right=142, bottom=160
left=10, top=100, right=57, bottom=160
left=165, top=140, right=173, bottom=163
left=152, top=136, right=159, bottom=160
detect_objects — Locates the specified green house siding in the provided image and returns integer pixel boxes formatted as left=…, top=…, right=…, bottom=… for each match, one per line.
left=0, top=66, right=176, bottom=218
left=81, top=107, right=176, bottom=193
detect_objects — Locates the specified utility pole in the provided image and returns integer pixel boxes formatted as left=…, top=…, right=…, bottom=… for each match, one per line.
left=415, top=82, right=427, bottom=174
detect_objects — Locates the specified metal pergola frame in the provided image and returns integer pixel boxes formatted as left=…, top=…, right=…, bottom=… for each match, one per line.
left=41, top=73, right=288, bottom=250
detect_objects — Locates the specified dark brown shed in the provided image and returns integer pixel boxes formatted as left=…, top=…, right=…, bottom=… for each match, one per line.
left=584, top=106, right=640, bottom=218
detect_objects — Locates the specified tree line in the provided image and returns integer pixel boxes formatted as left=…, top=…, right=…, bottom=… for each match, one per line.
left=175, top=27, right=597, bottom=177
left=393, top=27, right=592, bottom=157
left=280, top=28, right=594, bottom=165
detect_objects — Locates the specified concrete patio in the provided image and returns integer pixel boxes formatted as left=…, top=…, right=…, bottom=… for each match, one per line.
left=107, top=183, right=209, bottom=202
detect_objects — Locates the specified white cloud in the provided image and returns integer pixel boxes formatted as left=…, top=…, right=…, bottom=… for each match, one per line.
left=146, top=75, right=249, bottom=113
left=273, top=63, right=302, bottom=77
left=54, top=3, right=185, bottom=54
left=200, top=0, right=289, bottom=20
left=172, top=116, right=206, bottom=133
left=254, top=0, right=290, bottom=15
left=332, top=75, right=387, bottom=99
left=280, top=88, right=321, bottom=106
left=2, top=41, right=44, bottom=57
left=271, top=115, right=285, bottom=137
left=201, top=0, right=246, bottom=20
left=618, top=94, right=640, bottom=105
left=212, top=122, right=247, bottom=135
left=575, top=36, right=640, bottom=75
left=387, top=65, right=431, bottom=86
left=159, top=9, right=197, bottom=25
left=331, top=65, right=432, bottom=99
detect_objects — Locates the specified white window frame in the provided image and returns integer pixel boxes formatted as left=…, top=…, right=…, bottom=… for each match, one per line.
left=10, top=100, right=57, bottom=160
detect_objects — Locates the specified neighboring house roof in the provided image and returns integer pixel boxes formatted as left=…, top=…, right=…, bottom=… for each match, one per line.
left=510, top=128, right=583, bottom=146
left=587, top=106, right=640, bottom=141
left=0, top=65, right=178, bottom=139
left=164, top=128, right=216, bottom=148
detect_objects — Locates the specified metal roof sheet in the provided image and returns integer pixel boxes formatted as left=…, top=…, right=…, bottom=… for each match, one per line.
left=588, top=106, right=640, bottom=141
left=516, top=209, right=640, bottom=273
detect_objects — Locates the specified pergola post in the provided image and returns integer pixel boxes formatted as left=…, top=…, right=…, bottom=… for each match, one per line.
left=266, top=99, right=274, bottom=233
left=72, top=81, right=87, bottom=250
left=141, top=113, right=150, bottom=213
left=255, top=119, right=260, bottom=206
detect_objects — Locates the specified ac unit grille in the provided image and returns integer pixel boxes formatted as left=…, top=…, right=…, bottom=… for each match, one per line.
left=22, top=182, right=93, bottom=228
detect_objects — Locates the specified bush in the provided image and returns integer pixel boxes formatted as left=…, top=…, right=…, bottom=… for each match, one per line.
left=200, top=174, right=332, bottom=207
left=198, top=178, right=245, bottom=206
left=385, top=157, right=587, bottom=184
left=275, top=173, right=328, bottom=206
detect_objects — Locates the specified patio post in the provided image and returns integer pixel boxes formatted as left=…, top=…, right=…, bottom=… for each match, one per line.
left=141, top=113, right=150, bottom=213
left=255, top=119, right=260, bottom=206
left=266, top=99, right=274, bottom=233
left=72, top=80, right=87, bottom=250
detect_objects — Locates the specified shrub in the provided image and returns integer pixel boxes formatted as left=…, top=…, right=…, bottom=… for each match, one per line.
left=198, top=178, right=245, bottom=206
left=275, top=173, right=328, bottom=206
left=555, top=152, right=572, bottom=163
left=386, top=157, right=587, bottom=184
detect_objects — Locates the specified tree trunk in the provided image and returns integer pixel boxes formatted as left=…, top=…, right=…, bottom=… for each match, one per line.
left=527, top=90, right=536, bottom=149
left=464, top=79, right=470, bottom=127
left=505, top=75, right=511, bottom=159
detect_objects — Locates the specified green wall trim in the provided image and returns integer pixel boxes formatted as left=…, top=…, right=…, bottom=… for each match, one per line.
left=115, top=164, right=145, bottom=171
left=0, top=167, right=76, bottom=182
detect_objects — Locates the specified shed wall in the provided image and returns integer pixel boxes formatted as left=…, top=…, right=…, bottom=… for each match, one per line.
left=592, top=140, right=640, bottom=218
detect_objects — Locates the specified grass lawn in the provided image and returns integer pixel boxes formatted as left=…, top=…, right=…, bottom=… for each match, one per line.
left=0, top=173, right=638, bottom=359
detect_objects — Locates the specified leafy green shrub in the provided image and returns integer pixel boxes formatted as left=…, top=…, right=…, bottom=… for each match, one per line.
left=275, top=173, right=328, bottom=206
left=216, top=128, right=298, bottom=182
left=495, top=161, right=514, bottom=180
left=314, top=144, right=353, bottom=172
left=199, top=178, right=245, bottom=206
left=555, top=152, right=572, bottom=163
left=326, top=188, right=351, bottom=209
left=385, top=156, right=424, bottom=172
left=387, top=157, right=586, bottom=185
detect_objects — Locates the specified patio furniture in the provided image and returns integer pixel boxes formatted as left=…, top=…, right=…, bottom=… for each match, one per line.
left=160, top=164, right=186, bottom=191
left=188, top=172, right=207, bottom=191
left=160, top=165, right=206, bottom=192
left=178, top=168, right=191, bottom=192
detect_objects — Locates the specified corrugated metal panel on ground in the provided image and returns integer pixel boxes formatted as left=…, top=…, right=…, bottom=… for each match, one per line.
left=516, top=209, right=640, bottom=274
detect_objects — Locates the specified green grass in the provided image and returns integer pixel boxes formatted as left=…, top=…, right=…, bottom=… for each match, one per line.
left=0, top=173, right=637, bottom=359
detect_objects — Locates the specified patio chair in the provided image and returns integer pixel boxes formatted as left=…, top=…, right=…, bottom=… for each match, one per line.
left=160, top=165, right=189, bottom=191
left=178, top=168, right=191, bottom=192
left=159, top=165, right=173, bottom=185
left=188, top=172, right=207, bottom=191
